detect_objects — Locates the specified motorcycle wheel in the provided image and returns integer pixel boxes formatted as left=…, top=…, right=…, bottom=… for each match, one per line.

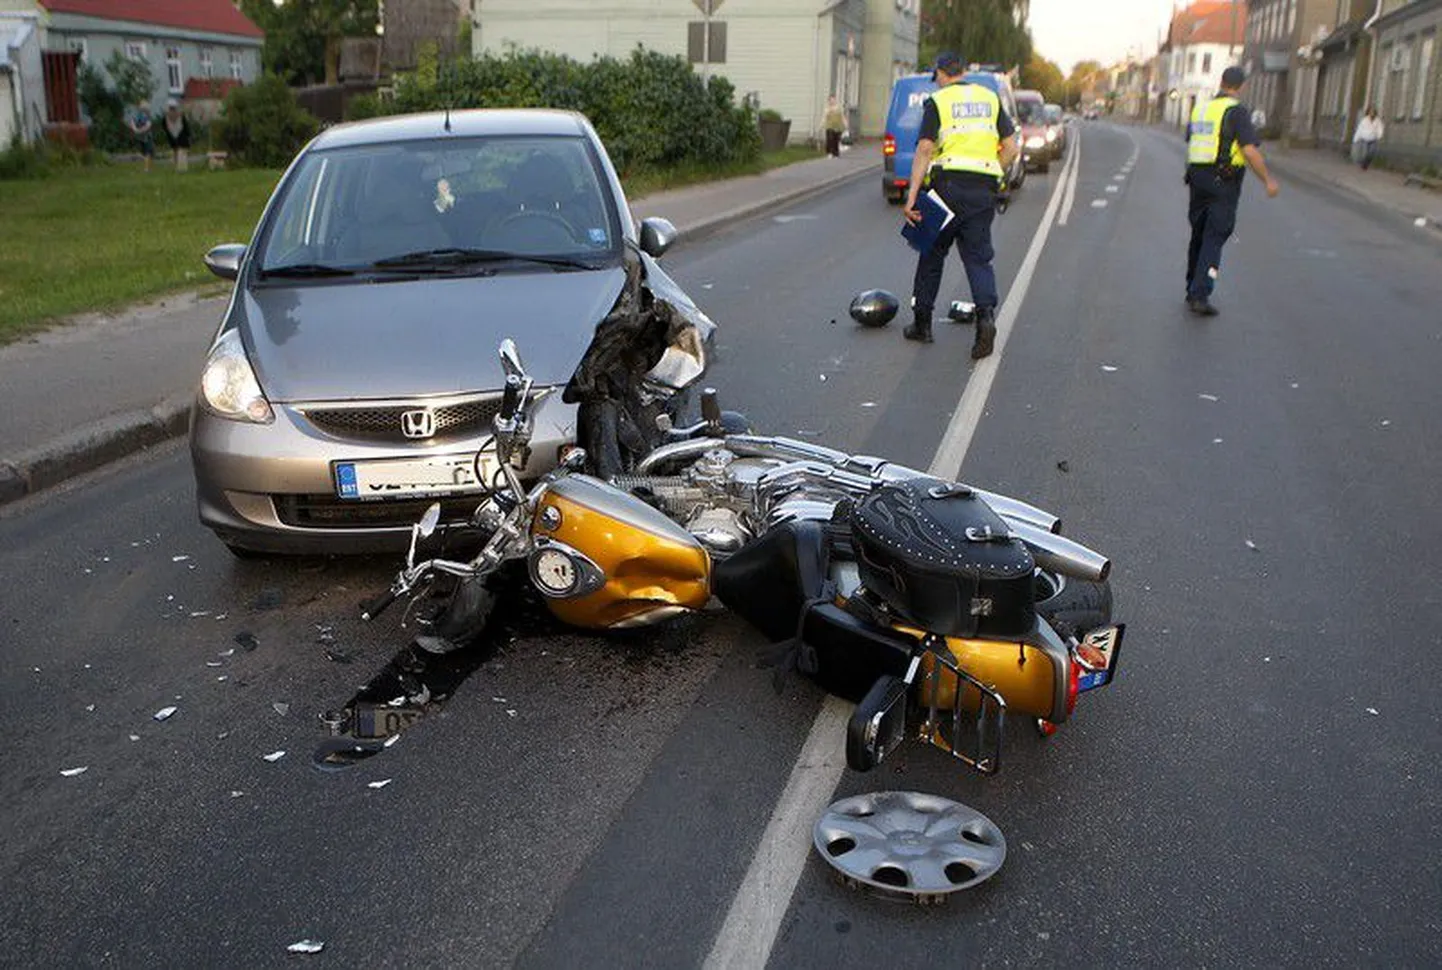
left=1034, top=571, right=1112, bottom=639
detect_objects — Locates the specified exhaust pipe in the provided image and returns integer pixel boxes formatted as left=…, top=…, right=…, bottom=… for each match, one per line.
left=1002, top=518, right=1110, bottom=583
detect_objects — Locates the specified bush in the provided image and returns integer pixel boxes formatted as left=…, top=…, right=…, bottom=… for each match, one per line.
left=78, top=52, right=157, bottom=153
left=213, top=74, right=321, bottom=168
left=376, top=46, right=760, bottom=174
left=758, top=108, right=784, bottom=123
left=0, top=136, right=106, bottom=180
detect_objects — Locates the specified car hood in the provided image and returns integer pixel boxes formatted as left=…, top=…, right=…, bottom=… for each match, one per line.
left=239, top=268, right=628, bottom=402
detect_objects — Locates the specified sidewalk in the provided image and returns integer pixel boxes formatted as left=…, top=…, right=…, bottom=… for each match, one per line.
left=1262, top=140, right=1442, bottom=234
left=0, top=147, right=878, bottom=506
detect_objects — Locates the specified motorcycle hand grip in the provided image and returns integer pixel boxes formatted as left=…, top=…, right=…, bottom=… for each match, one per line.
left=360, top=586, right=400, bottom=621
left=499, top=374, right=523, bottom=422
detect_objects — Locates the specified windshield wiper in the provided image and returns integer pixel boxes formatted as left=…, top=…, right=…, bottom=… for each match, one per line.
left=369, top=248, right=603, bottom=272
left=259, top=263, right=356, bottom=278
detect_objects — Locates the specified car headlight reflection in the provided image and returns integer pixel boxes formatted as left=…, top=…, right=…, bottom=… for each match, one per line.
left=1045, top=129, right=1058, bottom=142
left=1026, top=136, right=1045, bottom=149
left=201, top=329, right=274, bottom=423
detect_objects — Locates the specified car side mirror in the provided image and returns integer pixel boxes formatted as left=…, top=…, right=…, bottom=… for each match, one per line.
left=498, top=338, right=525, bottom=381
left=638, top=217, right=678, bottom=258
left=204, top=243, right=246, bottom=281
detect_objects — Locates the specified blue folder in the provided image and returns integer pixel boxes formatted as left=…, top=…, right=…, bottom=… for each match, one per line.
left=900, top=189, right=955, bottom=252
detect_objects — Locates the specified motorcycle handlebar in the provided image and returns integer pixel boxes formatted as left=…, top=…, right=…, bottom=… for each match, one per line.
left=360, top=586, right=400, bottom=621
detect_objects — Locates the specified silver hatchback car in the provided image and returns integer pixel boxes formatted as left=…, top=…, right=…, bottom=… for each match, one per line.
left=190, top=109, right=691, bottom=556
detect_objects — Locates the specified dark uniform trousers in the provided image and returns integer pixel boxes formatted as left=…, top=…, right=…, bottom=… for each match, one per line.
left=911, top=173, right=1000, bottom=324
left=1186, top=166, right=1242, bottom=301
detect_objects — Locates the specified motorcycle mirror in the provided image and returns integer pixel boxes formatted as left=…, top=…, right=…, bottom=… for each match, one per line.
left=845, top=675, right=910, bottom=772
left=498, top=339, right=525, bottom=380
left=417, top=503, right=442, bottom=539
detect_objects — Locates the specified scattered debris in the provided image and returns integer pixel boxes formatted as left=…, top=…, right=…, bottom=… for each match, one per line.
left=1213, top=438, right=1224, bottom=444
left=172, top=555, right=191, bottom=563
left=324, top=649, right=354, bottom=665
left=367, top=779, right=393, bottom=790
left=217, top=731, right=230, bottom=740
left=1245, top=539, right=1259, bottom=552
left=235, top=632, right=260, bottom=653
left=383, top=734, right=401, bottom=748
left=153, top=706, right=178, bottom=721
left=1415, top=217, right=1428, bottom=228
left=506, top=709, right=517, bottom=718
left=286, top=940, right=324, bottom=955
left=1198, top=393, right=1219, bottom=402
left=189, top=611, right=211, bottom=618
left=1263, top=657, right=1271, bottom=663
left=85, top=704, right=96, bottom=713
left=129, top=734, right=140, bottom=742
left=230, top=790, right=245, bottom=798
left=861, top=401, right=877, bottom=408
left=60, top=766, right=89, bottom=777
left=273, top=702, right=291, bottom=717
left=1056, top=460, right=1070, bottom=474
left=206, top=661, right=223, bottom=668
left=1381, top=419, right=1391, bottom=427
left=1100, top=365, right=1118, bottom=372
left=217, top=676, right=229, bottom=682
left=219, top=648, right=235, bottom=658
left=387, top=696, right=407, bottom=708
left=1290, top=382, right=1299, bottom=389
left=1366, top=707, right=1379, bottom=716
left=262, top=750, right=286, bottom=763
left=819, top=374, right=827, bottom=382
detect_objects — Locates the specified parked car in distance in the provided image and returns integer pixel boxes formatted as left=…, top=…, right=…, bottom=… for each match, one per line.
left=881, top=67, right=1026, bottom=203
left=189, top=108, right=692, bottom=556
left=1014, top=89, right=1056, bottom=173
left=1044, top=103, right=1067, bottom=154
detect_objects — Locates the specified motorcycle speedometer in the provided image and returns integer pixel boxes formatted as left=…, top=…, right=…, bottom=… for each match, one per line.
left=531, top=547, right=579, bottom=596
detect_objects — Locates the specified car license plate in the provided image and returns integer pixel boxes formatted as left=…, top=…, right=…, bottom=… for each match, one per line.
left=1075, top=624, right=1125, bottom=692
left=354, top=702, right=423, bottom=738
left=334, top=452, right=495, bottom=501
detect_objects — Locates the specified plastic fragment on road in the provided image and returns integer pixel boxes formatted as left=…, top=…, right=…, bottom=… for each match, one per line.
left=1366, top=707, right=1379, bottom=716
left=1056, top=461, right=1070, bottom=473
left=219, top=648, right=235, bottom=658
left=129, top=734, right=140, bottom=742
left=819, top=374, right=827, bottom=382
left=1415, top=217, right=1428, bottom=228
left=286, top=940, right=324, bottom=954
left=1100, top=365, right=1118, bottom=372
left=324, top=649, right=354, bottom=664
left=861, top=401, right=877, bottom=408
left=154, top=706, right=178, bottom=721
left=86, top=704, right=95, bottom=713
left=506, top=709, right=517, bottom=718
left=172, top=555, right=190, bottom=562
left=262, top=750, right=286, bottom=763
left=1198, top=393, right=1219, bottom=402
left=273, top=702, right=290, bottom=716
left=206, top=661, right=223, bottom=668
left=60, top=766, right=89, bottom=777
left=1245, top=540, right=1259, bottom=552
left=367, top=779, right=393, bottom=790
left=1213, top=438, right=1224, bottom=444
left=230, top=790, right=245, bottom=798
left=383, top=734, right=400, bottom=748
left=1381, top=420, right=1391, bottom=427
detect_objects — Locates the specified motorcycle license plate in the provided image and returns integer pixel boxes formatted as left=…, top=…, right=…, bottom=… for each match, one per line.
left=333, top=453, right=497, bottom=501
left=1075, top=624, right=1125, bottom=692
left=354, top=702, right=423, bottom=738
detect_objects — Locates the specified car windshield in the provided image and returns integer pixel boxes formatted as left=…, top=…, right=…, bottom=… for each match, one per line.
left=256, top=135, right=621, bottom=274
left=1015, top=99, right=1046, bottom=124
left=1044, top=105, right=1063, bottom=124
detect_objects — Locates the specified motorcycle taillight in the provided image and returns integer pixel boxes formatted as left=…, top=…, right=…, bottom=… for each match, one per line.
left=883, top=133, right=896, bottom=156
left=1066, top=654, right=1081, bottom=716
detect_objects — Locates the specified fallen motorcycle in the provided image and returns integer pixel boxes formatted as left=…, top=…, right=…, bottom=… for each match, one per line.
left=362, top=341, right=1124, bottom=775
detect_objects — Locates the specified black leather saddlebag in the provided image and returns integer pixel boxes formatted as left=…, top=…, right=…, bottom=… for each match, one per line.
left=713, top=520, right=919, bottom=701
left=850, top=478, right=1036, bottom=638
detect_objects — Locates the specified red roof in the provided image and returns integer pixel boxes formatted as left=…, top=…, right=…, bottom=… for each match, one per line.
left=39, top=1, right=263, bottom=40
left=1169, top=0, right=1247, bottom=48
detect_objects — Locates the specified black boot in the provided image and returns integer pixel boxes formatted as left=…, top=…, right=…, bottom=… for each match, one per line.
left=903, top=316, right=934, bottom=343
left=971, top=306, right=996, bottom=359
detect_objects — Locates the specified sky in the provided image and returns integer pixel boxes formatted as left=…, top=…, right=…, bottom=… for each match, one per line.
left=1029, top=0, right=1198, bottom=74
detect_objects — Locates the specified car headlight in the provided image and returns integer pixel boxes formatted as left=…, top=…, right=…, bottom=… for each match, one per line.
left=200, top=329, right=274, bottom=423
left=1045, top=129, right=1058, bottom=142
left=1026, top=136, right=1045, bottom=149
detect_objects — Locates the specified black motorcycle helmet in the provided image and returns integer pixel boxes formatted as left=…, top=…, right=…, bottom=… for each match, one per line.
left=849, top=289, right=900, bottom=328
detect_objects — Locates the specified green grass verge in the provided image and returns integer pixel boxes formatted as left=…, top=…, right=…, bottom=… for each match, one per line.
left=0, top=145, right=824, bottom=344
left=0, top=163, right=281, bottom=343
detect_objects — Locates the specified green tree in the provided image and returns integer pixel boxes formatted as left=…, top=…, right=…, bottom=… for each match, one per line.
left=77, top=51, right=157, bottom=152
left=239, top=0, right=379, bottom=86
left=1021, top=52, right=1065, bottom=103
left=920, top=0, right=1032, bottom=71
left=1066, top=59, right=1104, bottom=108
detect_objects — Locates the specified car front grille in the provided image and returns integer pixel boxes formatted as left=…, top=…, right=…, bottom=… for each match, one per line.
left=274, top=494, right=484, bottom=530
left=298, top=395, right=503, bottom=444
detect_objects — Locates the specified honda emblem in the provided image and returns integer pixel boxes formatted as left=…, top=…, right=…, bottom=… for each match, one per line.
left=400, top=408, right=437, bottom=439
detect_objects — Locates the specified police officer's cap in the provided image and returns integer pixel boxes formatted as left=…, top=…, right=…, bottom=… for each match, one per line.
left=1220, top=66, right=1246, bottom=89
left=932, top=51, right=965, bottom=79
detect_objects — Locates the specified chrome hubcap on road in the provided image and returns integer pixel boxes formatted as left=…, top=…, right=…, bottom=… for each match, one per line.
left=813, top=791, right=1006, bottom=899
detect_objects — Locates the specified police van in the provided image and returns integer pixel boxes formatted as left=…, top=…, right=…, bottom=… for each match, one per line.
left=881, top=67, right=1026, bottom=204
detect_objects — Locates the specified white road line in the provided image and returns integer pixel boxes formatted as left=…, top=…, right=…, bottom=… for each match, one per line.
left=703, top=119, right=1078, bottom=970
left=1057, top=134, right=1081, bottom=226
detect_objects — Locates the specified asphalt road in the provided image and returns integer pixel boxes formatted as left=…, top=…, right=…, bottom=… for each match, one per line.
left=2, top=123, right=1440, bottom=968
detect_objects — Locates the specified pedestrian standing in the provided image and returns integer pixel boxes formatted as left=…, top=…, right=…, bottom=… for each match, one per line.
left=901, top=52, right=1019, bottom=357
left=128, top=100, right=155, bottom=173
left=1352, top=106, right=1383, bottom=170
left=823, top=96, right=846, bottom=157
left=1183, top=66, right=1280, bottom=317
left=161, top=99, right=192, bottom=172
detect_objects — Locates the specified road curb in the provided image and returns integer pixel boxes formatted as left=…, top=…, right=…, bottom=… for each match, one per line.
left=0, top=394, right=191, bottom=507
left=1264, top=152, right=1442, bottom=237
left=0, top=162, right=877, bottom=509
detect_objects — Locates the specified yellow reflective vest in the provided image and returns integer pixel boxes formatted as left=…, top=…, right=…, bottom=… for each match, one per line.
left=930, top=83, right=1004, bottom=180
left=1188, top=96, right=1246, bottom=169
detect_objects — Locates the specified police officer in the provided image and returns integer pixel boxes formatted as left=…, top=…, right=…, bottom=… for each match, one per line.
left=1185, top=66, right=1280, bottom=316
left=903, top=51, right=1019, bottom=357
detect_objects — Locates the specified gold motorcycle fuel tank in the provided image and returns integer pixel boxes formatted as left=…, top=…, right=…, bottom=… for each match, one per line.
left=532, top=475, right=711, bottom=629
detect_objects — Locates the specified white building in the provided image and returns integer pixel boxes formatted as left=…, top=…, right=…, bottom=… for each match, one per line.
left=1160, top=0, right=1248, bottom=127
left=471, top=0, right=920, bottom=143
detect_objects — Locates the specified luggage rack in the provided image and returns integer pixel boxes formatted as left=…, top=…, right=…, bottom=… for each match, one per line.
left=917, top=635, right=1007, bottom=775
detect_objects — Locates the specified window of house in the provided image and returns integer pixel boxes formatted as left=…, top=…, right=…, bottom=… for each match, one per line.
left=1187, top=52, right=1196, bottom=74
left=1202, top=52, right=1212, bottom=74
left=1393, top=41, right=1411, bottom=120
left=1415, top=35, right=1434, bottom=120
left=200, top=47, right=213, bottom=78
left=125, top=41, right=146, bottom=61
left=165, top=47, right=182, bottom=94
left=229, top=49, right=243, bottom=80
left=686, top=22, right=727, bottom=64
left=68, top=37, right=87, bottom=62
left=1375, top=46, right=1390, bottom=118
